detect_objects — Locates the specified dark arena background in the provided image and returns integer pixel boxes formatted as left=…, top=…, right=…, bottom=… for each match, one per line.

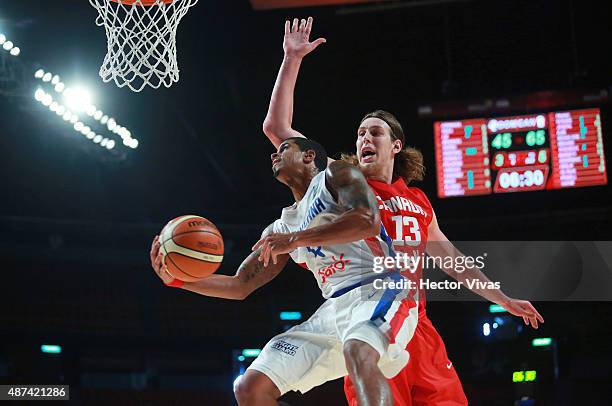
left=1, top=0, right=611, bottom=405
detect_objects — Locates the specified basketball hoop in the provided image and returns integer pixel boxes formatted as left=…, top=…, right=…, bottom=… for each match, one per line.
left=89, top=0, right=198, bottom=92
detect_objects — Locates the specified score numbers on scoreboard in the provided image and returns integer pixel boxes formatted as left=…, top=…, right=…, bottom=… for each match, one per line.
left=434, top=108, right=607, bottom=198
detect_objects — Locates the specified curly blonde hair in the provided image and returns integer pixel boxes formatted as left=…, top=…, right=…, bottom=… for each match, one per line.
left=341, top=110, right=425, bottom=184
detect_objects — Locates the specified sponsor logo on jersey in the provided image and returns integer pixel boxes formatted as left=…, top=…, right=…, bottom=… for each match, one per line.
left=299, top=197, right=326, bottom=230
left=376, top=195, right=427, bottom=217
left=318, top=254, right=351, bottom=284
left=271, top=340, right=300, bottom=356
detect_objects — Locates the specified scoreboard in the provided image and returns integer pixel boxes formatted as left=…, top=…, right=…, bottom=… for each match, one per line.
left=434, top=108, right=608, bottom=198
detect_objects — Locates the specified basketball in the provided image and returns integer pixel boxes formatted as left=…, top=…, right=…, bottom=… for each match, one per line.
left=159, top=215, right=224, bottom=282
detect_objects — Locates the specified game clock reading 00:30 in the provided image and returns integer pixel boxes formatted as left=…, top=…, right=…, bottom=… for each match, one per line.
left=434, top=108, right=607, bottom=198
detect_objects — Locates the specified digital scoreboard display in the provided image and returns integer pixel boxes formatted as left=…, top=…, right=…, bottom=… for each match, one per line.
left=434, top=108, right=608, bottom=198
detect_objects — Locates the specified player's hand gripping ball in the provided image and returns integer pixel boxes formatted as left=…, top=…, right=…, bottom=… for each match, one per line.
left=157, top=215, right=224, bottom=282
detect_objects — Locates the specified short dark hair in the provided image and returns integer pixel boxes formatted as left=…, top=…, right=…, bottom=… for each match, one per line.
left=286, top=137, right=328, bottom=172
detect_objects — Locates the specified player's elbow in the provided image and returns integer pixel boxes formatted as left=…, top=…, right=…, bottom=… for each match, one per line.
left=262, top=119, right=275, bottom=137
left=229, top=278, right=251, bottom=301
left=234, top=285, right=252, bottom=301
left=262, top=119, right=282, bottom=144
left=263, top=120, right=293, bottom=147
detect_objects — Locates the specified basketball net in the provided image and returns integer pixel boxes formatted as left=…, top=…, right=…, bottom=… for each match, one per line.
left=89, top=0, right=198, bottom=92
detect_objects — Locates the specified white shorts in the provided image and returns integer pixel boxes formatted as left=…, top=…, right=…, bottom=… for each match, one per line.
left=248, top=273, right=420, bottom=395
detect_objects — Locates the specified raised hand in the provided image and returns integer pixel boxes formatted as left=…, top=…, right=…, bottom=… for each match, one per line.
left=499, top=298, right=545, bottom=329
left=284, top=17, right=326, bottom=59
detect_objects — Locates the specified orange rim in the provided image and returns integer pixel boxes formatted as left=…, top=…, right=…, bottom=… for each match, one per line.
left=112, top=0, right=173, bottom=6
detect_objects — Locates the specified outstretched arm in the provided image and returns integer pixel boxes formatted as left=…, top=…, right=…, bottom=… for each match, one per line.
left=254, top=161, right=380, bottom=265
left=150, top=235, right=288, bottom=300
left=426, top=212, right=544, bottom=329
left=262, top=17, right=326, bottom=148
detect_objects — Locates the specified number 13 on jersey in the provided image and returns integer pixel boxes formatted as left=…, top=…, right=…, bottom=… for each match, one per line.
left=391, top=215, right=421, bottom=246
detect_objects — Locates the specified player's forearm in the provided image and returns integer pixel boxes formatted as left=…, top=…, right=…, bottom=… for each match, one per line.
left=442, top=265, right=509, bottom=304
left=262, top=55, right=302, bottom=147
left=427, top=230, right=509, bottom=304
left=181, top=274, right=247, bottom=300
left=181, top=250, right=284, bottom=299
left=431, top=242, right=509, bottom=303
left=292, top=208, right=380, bottom=248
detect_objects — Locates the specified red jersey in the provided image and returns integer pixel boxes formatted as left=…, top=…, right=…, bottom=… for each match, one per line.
left=346, top=178, right=467, bottom=405
left=367, top=177, right=434, bottom=317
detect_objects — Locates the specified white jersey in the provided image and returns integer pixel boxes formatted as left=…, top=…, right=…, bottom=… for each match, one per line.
left=263, top=171, right=393, bottom=299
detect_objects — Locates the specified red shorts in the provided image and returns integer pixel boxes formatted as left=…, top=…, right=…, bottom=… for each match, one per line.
left=344, top=315, right=468, bottom=406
